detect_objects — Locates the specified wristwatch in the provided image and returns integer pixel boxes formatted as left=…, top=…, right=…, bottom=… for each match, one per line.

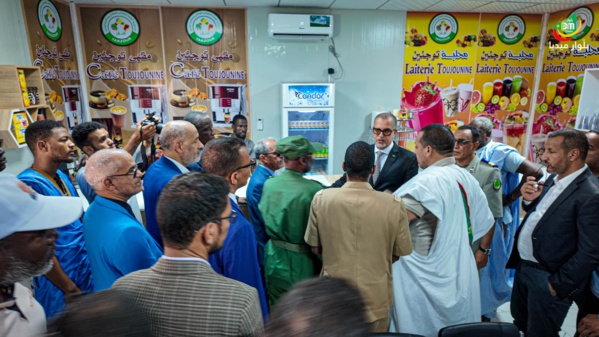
left=478, top=247, right=492, bottom=255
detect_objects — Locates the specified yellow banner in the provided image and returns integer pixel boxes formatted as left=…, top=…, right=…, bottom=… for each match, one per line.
left=402, top=12, right=480, bottom=131
left=472, top=14, right=542, bottom=155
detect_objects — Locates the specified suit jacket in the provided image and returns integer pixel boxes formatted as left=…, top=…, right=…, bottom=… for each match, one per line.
left=209, top=199, right=268, bottom=319
left=112, top=258, right=263, bottom=337
left=331, top=143, right=418, bottom=192
left=143, top=156, right=184, bottom=246
left=83, top=196, right=162, bottom=291
left=507, top=168, right=599, bottom=299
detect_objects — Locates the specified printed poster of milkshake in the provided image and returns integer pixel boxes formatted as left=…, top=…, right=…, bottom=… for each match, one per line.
left=472, top=14, right=542, bottom=156
left=402, top=12, right=479, bottom=133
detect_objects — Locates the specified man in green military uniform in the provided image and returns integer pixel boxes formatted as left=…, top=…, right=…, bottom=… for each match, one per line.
left=259, top=135, right=323, bottom=306
left=454, top=125, right=503, bottom=270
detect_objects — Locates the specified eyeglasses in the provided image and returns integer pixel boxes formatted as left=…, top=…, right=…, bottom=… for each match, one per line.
left=213, top=210, right=238, bottom=224
left=235, top=159, right=257, bottom=171
left=108, top=163, right=144, bottom=179
left=455, top=139, right=473, bottom=146
left=372, top=128, right=395, bottom=136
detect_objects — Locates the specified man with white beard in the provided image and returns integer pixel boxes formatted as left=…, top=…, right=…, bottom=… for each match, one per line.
left=0, top=174, right=83, bottom=337
left=389, top=124, right=494, bottom=337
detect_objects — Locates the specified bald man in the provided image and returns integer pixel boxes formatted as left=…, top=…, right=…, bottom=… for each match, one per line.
left=143, top=121, right=203, bottom=246
left=83, top=149, right=162, bottom=291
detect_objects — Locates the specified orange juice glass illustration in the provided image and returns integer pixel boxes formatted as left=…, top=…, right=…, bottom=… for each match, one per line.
left=482, top=82, right=493, bottom=104
left=546, top=82, right=556, bottom=104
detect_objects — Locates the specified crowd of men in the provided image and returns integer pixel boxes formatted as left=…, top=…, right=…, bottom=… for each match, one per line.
left=1, top=110, right=598, bottom=337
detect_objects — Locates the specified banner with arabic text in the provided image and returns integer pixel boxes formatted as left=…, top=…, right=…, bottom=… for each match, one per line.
left=531, top=4, right=599, bottom=164
left=162, top=8, right=249, bottom=135
left=472, top=14, right=542, bottom=155
left=77, top=6, right=167, bottom=145
left=23, top=0, right=81, bottom=128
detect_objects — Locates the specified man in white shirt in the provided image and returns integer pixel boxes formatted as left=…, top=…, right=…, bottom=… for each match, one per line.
left=507, top=129, right=599, bottom=337
left=0, top=173, right=83, bottom=337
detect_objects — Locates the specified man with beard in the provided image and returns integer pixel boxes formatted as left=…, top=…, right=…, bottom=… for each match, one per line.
left=143, top=121, right=203, bottom=246
left=0, top=173, right=83, bottom=336
left=507, top=129, right=599, bottom=337
left=17, top=120, right=93, bottom=318
left=332, top=112, right=418, bottom=193
left=232, top=115, right=255, bottom=158
left=113, top=173, right=264, bottom=337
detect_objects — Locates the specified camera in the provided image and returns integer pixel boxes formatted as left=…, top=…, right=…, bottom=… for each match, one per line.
left=141, top=111, right=164, bottom=134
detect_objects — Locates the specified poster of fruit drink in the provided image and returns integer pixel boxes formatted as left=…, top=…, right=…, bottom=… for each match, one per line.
left=532, top=4, right=599, bottom=164
left=402, top=12, right=479, bottom=132
left=77, top=6, right=167, bottom=146
left=162, top=8, right=249, bottom=136
left=471, top=14, right=542, bottom=155
left=23, top=0, right=81, bottom=128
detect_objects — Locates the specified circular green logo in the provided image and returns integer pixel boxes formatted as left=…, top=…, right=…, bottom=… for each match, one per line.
left=186, top=10, right=223, bottom=46
left=498, top=15, right=525, bottom=45
left=101, top=9, right=140, bottom=46
left=568, top=7, right=594, bottom=41
left=429, top=13, right=458, bottom=44
left=38, top=0, right=62, bottom=41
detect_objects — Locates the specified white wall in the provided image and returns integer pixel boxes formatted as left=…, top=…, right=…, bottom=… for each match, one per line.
left=0, top=0, right=34, bottom=175
left=247, top=8, right=406, bottom=174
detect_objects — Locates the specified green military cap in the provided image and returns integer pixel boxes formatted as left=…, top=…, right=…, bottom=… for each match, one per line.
left=277, top=135, right=324, bottom=159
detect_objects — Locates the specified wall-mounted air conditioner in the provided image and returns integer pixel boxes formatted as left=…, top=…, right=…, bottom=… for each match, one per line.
left=268, top=14, right=333, bottom=40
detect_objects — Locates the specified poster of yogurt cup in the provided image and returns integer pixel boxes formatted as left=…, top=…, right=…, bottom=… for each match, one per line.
left=402, top=12, right=479, bottom=132
left=471, top=13, right=542, bottom=155
left=534, top=4, right=599, bottom=146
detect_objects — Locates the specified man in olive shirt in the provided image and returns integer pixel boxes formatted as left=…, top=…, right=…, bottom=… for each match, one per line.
left=259, top=136, right=323, bottom=306
left=305, top=141, right=412, bottom=332
left=454, top=125, right=502, bottom=268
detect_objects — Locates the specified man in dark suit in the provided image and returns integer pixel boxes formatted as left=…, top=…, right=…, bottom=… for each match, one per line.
left=507, top=129, right=599, bottom=337
left=143, top=121, right=203, bottom=246
left=331, top=112, right=417, bottom=193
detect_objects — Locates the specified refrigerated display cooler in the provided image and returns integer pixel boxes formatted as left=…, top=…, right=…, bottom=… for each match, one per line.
left=282, top=83, right=334, bottom=175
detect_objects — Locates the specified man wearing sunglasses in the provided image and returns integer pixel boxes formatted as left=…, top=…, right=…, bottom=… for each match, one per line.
left=82, top=149, right=162, bottom=291
left=246, top=137, right=284, bottom=270
left=202, top=137, right=268, bottom=320
left=454, top=126, right=503, bottom=271
left=259, top=135, right=324, bottom=306
left=331, top=112, right=418, bottom=193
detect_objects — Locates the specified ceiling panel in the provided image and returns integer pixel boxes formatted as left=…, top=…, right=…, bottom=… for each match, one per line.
left=472, top=1, right=536, bottom=13
left=329, top=0, right=388, bottom=10
left=224, top=0, right=279, bottom=7
left=380, top=0, right=443, bottom=11
left=519, top=3, right=583, bottom=14
left=278, top=0, right=335, bottom=8
left=72, top=0, right=114, bottom=3
left=164, top=0, right=226, bottom=6
left=425, top=0, right=492, bottom=12
left=111, top=0, right=168, bottom=5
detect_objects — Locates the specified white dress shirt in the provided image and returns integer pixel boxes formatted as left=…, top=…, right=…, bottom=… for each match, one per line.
left=518, top=165, right=588, bottom=262
left=374, top=142, right=394, bottom=172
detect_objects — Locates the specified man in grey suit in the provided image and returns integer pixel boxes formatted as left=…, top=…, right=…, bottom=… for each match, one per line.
left=112, top=172, right=263, bottom=337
